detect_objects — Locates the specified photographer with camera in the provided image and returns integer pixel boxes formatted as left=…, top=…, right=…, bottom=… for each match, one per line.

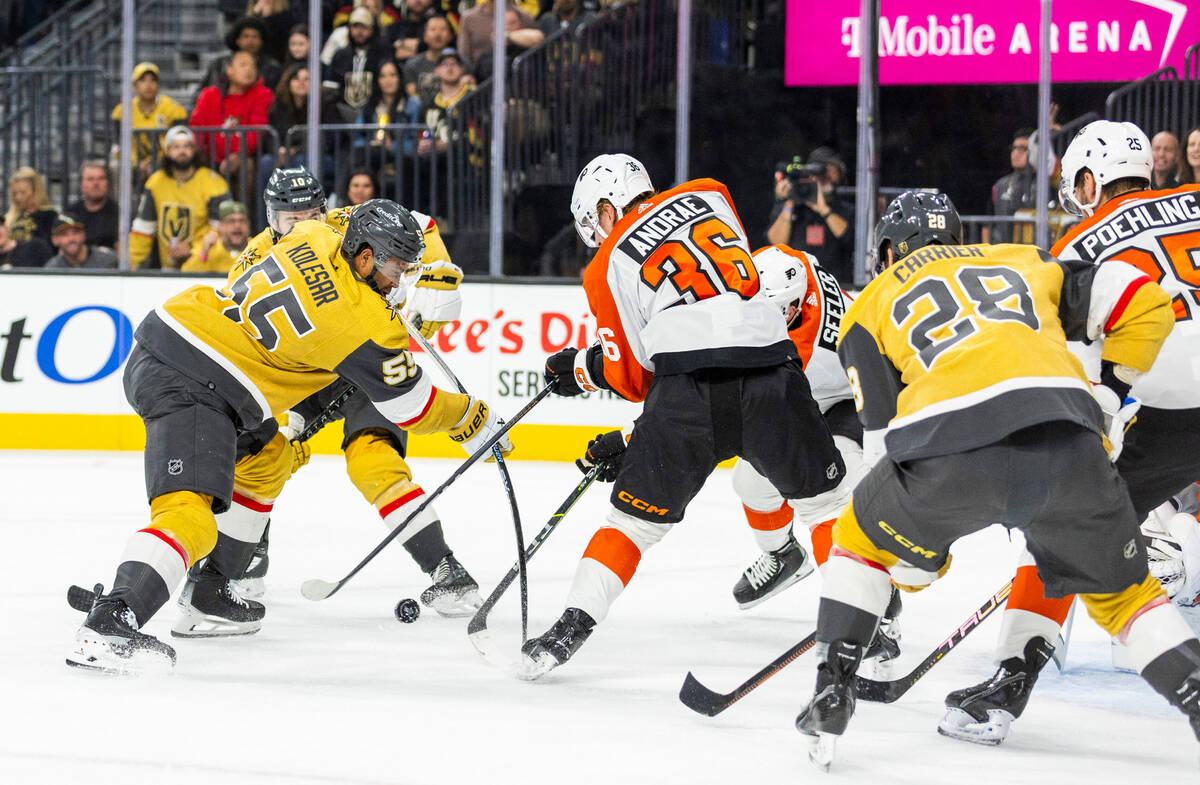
left=766, top=147, right=853, bottom=285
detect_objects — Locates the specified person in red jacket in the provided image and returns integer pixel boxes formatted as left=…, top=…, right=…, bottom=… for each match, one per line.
left=191, top=51, right=274, bottom=206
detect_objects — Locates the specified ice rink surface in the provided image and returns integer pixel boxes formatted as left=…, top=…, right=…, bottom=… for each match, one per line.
left=3, top=450, right=1197, bottom=784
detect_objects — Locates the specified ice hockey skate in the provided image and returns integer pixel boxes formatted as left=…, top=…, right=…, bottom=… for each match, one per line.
left=66, top=588, right=176, bottom=675
left=419, top=554, right=482, bottom=617
left=938, top=636, right=1054, bottom=745
left=731, top=534, right=814, bottom=609
left=231, top=524, right=270, bottom=600
left=860, top=588, right=902, bottom=679
left=172, top=559, right=266, bottom=638
left=796, top=640, right=864, bottom=771
left=519, top=608, right=596, bottom=680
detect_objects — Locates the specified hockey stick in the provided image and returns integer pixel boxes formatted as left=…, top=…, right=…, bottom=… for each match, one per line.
left=1051, top=598, right=1076, bottom=671
left=468, top=463, right=604, bottom=655
left=299, top=384, right=554, bottom=601
left=296, top=380, right=358, bottom=442
left=403, top=314, right=529, bottom=641
left=855, top=580, right=1013, bottom=704
left=679, top=632, right=817, bottom=717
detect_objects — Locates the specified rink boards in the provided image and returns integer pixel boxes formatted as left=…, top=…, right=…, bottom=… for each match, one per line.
left=0, top=272, right=642, bottom=459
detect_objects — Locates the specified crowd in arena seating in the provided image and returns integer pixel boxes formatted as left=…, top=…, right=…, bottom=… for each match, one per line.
left=1, top=0, right=609, bottom=272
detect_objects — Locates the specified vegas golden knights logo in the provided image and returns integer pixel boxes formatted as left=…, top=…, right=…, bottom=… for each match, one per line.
left=163, top=203, right=192, bottom=240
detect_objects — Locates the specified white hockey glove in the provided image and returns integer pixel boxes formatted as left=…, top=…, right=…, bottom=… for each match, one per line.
left=1090, top=383, right=1140, bottom=462
left=1144, top=504, right=1200, bottom=607
left=403, top=261, right=463, bottom=339
left=279, top=410, right=305, bottom=441
left=447, top=396, right=513, bottom=461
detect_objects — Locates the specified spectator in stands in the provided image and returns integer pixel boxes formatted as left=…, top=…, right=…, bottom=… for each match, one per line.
left=44, top=214, right=119, bottom=270
left=458, top=0, right=539, bottom=69
left=388, top=0, right=461, bottom=60
left=343, top=168, right=380, bottom=206
left=244, top=0, right=300, bottom=64
left=183, top=200, right=251, bottom=273
left=191, top=51, right=274, bottom=202
left=111, top=62, right=188, bottom=187
left=473, top=7, right=544, bottom=82
left=5, top=167, right=57, bottom=248
left=982, top=127, right=1036, bottom=243
left=326, top=7, right=393, bottom=121
left=417, top=49, right=474, bottom=157
left=257, top=62, right=338, bottom=224
left=323, top=1, right=397, bottom=65
left=65, top=161, right=119, bottom=251
left=284, top=23, right=311, bottom=69
left=129, top=126, right=230, bottom=270
left=1182, top=126, right=1200, bottom=185
left=358, top=59, right=421, bottom=164
left=404, top=14, right=455, bottom=100
left=765, top=147, right=854, bottom=285
left=1150, top=131, right=1182, bottom=190
left=0, top=221, right=54, bottom=268
left=199, top=16, right=283, bottom=99
left=537, top=0, right=595, bottom=37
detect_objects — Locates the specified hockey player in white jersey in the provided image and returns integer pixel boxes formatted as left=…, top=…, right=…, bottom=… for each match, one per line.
left=524, top=154, right=849, bottom=678
left=941, top=119, right=1200, bottom=745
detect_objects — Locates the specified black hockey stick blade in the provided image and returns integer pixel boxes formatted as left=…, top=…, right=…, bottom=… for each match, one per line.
left=679, top=632, right=817, bottom=717
left=492, top=448, right=528, bottom=642
left=300, top=384, right=554, bottom=601
left=468, top=464, right=603, bottom=650
left=855, top=580, right=1013, bottom=704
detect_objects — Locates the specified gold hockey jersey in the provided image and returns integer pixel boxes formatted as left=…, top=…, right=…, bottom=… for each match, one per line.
left=129, top=167, right=230, bottom=270
left=838, top=243, right=1172, bottom=461
left=133, top=219, right=458, bottom=433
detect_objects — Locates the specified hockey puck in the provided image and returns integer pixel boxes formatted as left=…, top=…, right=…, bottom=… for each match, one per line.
left=394, top=598, right=420, bottom=623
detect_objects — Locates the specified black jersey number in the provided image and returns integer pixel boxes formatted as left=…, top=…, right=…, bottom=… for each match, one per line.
left=891, top=266, right=1039, bottom=370
left=220, top=255, right=315, bottom=351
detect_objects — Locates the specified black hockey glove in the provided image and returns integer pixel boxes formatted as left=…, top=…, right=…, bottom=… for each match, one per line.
left=544, top=345, right=605, bottom=397
left=575, top=430, right=628, bottom=482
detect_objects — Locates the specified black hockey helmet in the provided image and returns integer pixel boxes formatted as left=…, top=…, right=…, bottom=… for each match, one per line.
left=871, top=190, right=962, bottom=273
left=264, top=166, right=326, bottom=237
left=341, top=198, right=425, bottom=288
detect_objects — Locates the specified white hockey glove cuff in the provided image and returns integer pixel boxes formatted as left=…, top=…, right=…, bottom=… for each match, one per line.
left=1090, top=382, right=1140, bottom=462
left=404, top=261, right=464, bottom=338
left=448, top=396, right=513, bottom=461
left=279, top=410, right=306, bottom=441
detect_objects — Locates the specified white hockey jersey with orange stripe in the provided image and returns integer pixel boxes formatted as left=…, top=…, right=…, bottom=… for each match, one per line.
left=752, top=244, right=854, bottom=412
left=1052, top=184, right=1200, bottom=409
left=581, top=179, right=796, bottom=402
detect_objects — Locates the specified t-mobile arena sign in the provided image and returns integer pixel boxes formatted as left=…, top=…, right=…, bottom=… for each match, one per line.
left=786, top=1, right=1198, bottom=85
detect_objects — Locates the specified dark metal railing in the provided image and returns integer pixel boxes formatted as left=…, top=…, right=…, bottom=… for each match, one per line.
left=0, top=66, right=111, bottom=209
left=1105, top=66, right=1200, bottom=140
left=284, top=123, right=445, bottom=221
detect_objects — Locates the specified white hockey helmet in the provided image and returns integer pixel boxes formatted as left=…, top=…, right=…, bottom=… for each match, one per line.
left=753, top=246, right=810, bottom=324
left=570, top=153, right=654, bottom=247
left=1058, top=120, right=1152, bottom=216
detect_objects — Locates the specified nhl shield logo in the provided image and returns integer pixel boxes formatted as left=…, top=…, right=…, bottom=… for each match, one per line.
left=167, top=458, right=183, bottom=476
left=826, top=462, right=839, bottom=480
left=1123, top=538, right=1137, bottom=559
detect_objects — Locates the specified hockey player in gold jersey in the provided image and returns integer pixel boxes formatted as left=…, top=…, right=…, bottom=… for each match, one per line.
left=794, top=190, right=1200, bottom=770
left=169, top=168, right=478, bottom=639
left=67, top=198, right=512, bottom=674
